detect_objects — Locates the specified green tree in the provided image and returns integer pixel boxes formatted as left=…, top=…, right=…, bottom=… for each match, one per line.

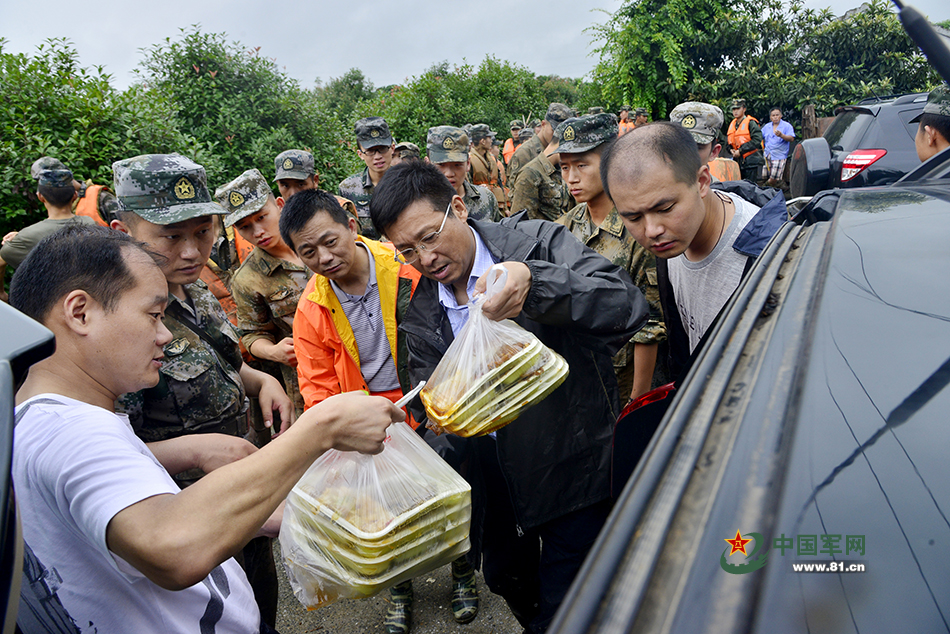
left=355, top=57, right=572, bottom=152
left=0, top=37, right=212, bottom=235
left=317, top=68, right=378, bottom=120
left=588, top=0, right=940, bottom=125
left=587, top=0, right=762, bottom=117
left=136, top=27, right=358, bottom=189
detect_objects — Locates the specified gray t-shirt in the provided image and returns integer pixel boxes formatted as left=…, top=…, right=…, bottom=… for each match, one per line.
left=329, top=242, right=400, bottom=392
left=668, top=192, right=759, bottom=352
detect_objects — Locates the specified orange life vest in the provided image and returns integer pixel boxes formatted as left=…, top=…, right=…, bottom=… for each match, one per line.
left=73, top=184, right=109, bottom=227
left=503, top=138, right=516, bottom=164
left=708, top=157, right=742, bottom=182
left=727, top=116, right=761, bottom=159
left=618, top=120, right=636, bottom=136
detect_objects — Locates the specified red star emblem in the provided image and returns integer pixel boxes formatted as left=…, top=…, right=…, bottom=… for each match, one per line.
left=725, top=530, right=752, bottom=556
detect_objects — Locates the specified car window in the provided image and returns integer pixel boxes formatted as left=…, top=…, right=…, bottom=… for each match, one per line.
left=898, top=107, right=925, bottom=140
left=823, top=110, right=872, bottom=151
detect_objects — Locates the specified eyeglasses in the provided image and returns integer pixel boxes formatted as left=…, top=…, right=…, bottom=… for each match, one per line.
left=394, top=200, right=453, bottom=265
left=359, top=145, right=391, bottom=156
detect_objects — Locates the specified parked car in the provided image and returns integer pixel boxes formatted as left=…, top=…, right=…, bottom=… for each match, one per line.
left=549, top=152, right=950, bottom=634
left=789, top=92, right=930, bottom=198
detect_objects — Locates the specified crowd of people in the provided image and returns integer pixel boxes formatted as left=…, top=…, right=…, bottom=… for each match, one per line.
left=6, top=86, right=949, bottom=634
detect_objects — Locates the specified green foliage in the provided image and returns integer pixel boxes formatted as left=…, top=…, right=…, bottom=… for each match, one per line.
left=354, top=57, right=578, bottom=152
left=0, top=37, right=210, bottom=236
left=588, top=0, right=761, bottom=117
left=136, top=27, right=358, bottom=189
left=316, top=68, right=379, bottom=121
left=589, top=0, right=941, bottom=125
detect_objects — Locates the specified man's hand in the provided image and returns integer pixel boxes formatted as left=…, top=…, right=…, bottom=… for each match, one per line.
left=257, top=374, right=296, bottom=433
left=250, top=337, right=297, bottom=367
left=2, top=231, right=17, bottom=245
left=307, top=392, right=405, bottom=455
left=474, top=262, right=532, bottom=321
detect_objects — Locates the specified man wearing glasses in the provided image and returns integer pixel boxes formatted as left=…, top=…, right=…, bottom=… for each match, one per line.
left=277, top=189, right=479, bottom=633
left=338, top=116, right=396, bottom=240
left=370, top=161, right=649, bottom=634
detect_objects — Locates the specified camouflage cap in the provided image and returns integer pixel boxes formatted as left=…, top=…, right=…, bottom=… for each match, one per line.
left=215, top=168, right=273, bottom=228
left=529, top=118, right=542, bottom=129
left=37, top=169, right=74, bottom=188
left=670, top=101, right=724, bottom=144
left=470, top=123, right=492, bottom=142
left=620, top=105, right=632, bottom=112
left=910, top=84, right=950, bottom=123
left=274, top=149, right=314, bottom=181
left=355, top=117, right=393, bottom=150
left=113, top=154, right=225, bottom=225
left=587, top=106, right=605, bottom=115
left=730, top=99, right=746, bottom=110
left=634, top=107, right=648, bottom=117
left=509, top=119, right=524, bottom=130
left=552, top=114, right=619, bottom=155
left=545, top=103, right=573, bottom=128
left=394, top=141, right=421, bottom=159
left=426, top=126, right=470, bottom=163
left=31, top=156, right=67, bottom=179
left=518, top=128, right=535, bottom=141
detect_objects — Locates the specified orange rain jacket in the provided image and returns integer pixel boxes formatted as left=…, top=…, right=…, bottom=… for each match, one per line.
left=293, top=237, right=421, bottom=422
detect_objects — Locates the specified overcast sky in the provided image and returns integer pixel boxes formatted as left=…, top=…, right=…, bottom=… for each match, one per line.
left=1, top=0, right=947, bottom=92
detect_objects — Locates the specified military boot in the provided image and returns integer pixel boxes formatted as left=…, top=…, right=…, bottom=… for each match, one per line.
left=385, top=580, right=413, bottom=634
left=451, top=556, right=479, bottom=623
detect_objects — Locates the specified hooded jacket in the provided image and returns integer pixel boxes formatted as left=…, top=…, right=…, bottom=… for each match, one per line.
left=399, top=214, right=649, bottom=531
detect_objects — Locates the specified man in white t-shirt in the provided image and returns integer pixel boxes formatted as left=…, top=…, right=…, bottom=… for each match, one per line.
left=8, top=224, right=403, bottom=633
left=602, top=122, right=787, bottom=378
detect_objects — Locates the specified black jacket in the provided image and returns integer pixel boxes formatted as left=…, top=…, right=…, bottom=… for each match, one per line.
left=400, top=214, right=649, bottom=531
left=658, top=183, right=788, bottom=380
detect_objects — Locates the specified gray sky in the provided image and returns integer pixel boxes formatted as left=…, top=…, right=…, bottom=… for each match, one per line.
left=1, top=0, right=947, bottom=91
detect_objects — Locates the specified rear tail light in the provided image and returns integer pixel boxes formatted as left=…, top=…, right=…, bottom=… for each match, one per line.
left=841, top=149, right=887, bottom=181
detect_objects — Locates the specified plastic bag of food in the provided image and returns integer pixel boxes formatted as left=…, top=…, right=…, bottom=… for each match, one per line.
left=280, top=420, right=471, bottom=609
left=420, top=264, right=569, bottom=437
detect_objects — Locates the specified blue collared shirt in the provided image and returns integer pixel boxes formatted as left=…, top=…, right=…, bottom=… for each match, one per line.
left=437, top=226, right=499, bottom=337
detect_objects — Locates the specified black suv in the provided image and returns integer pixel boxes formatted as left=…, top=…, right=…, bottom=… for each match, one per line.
left=789, top=92, right=929, bottom=198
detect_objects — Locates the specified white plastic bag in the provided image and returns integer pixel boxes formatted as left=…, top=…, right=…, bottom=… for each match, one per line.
left=280, top=421, right=471, bottom=609
left=420, top=264, right=569, bottom=437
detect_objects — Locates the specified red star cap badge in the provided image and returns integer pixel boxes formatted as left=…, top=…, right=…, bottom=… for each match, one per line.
left=725, top=530, right=752, bottom=556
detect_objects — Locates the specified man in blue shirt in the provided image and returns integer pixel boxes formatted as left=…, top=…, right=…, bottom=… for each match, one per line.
left=762, top=108, right=795, bottom=188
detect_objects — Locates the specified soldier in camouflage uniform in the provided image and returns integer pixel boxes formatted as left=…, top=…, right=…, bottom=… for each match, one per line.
left=468, top=124, right=507, bottom=215
left=111, top=154, right=294, bottom=628
left=216, top=168, right=313, bottom=418
left=554, top=114, right=668, bottom=400
left=506, top=103, right=572, bottom=191
left=392, top=141, right=421, bottom=166
left=273, top=149, right=359, bottom=223
left=912, top=84, right=950, bottom=162
left=510, top=122, right=574, bottom=222
left=670, top=101, right=739, bottom=183
left=338, top=117, right=396, bottom=240
left=425, top=126, right=501, bottom=222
